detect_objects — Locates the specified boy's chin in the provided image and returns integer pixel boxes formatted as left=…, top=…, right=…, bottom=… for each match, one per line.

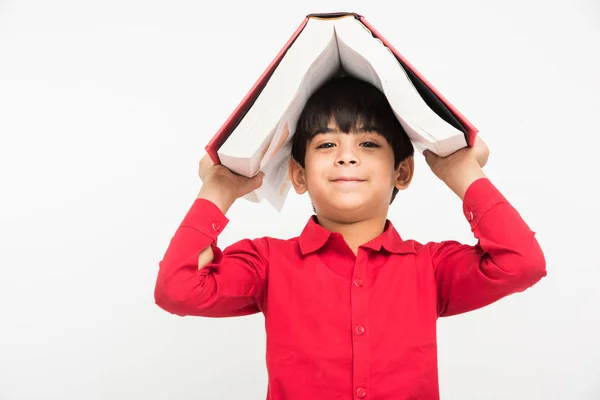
left=316, top=196, right=383, bottom=219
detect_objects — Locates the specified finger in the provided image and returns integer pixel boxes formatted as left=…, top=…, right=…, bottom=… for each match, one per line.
left=199, top=154, right=219, bottom=177
left=422, top=150, right=435, bottom=165
left=238, top=171, right=264, bottom=194
left=473, top=137, right=490, bottom=167
left=251, top=171, right=265, bottom=187
left=199, top=154, right=214, bottom=169
left=197, top=159, right=209, bottom=184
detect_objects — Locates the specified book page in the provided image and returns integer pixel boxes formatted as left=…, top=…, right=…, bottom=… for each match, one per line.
left=333, top=17, right=467, bottom=153
left=247, top=35, right=342, bottom=211
left=258, top=140, right=293, bottom=212
left=259, top=34, right=341, bottom=170
left=219, top=19, right=335, bottom=161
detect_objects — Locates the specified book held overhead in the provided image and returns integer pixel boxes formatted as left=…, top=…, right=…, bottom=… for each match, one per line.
left=205, top=12, right=478, bottom=211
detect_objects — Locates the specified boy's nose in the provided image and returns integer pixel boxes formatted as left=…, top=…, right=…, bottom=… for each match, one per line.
left=337, top=158, right=358, bottom=165
left=336, top=140, right=360, bottom=165
left=335, top=144, right=360, bottom=165
left=336, top=150, right=359, bottom=165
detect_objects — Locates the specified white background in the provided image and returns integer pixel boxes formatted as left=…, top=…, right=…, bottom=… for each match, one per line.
left=1, top=0, right=599, bottom=399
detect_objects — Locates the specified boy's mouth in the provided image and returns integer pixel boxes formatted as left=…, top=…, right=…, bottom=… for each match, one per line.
left=331, top=177, right=366, bottom=183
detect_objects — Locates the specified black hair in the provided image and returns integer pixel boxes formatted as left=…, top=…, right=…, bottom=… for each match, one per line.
left=291, top=75, right=414, bottom=204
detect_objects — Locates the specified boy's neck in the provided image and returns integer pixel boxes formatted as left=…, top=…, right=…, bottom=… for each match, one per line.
left=315, top=213, right=388, bottom=256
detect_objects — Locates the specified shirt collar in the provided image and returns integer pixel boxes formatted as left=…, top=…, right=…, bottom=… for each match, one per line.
left=298, top=215, right=416, bottom=255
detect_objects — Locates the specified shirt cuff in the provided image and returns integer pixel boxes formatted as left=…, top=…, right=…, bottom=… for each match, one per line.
left=462, top=178, right=508, bottom=230
left=180, top=198, right=230, bottom=241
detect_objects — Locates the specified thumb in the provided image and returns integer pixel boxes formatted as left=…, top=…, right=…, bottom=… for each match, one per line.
left=422, top=149, right=435, bottom=165
left=249, top=171, right=265, bottom=189
left=236, top=172, right=264, bottom=197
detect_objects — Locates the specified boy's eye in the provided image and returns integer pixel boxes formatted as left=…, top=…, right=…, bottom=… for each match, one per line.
left=316, top=142, right=334, bottom=149
left=360, top=142, right=380, bottom=148
left=315, top=141, right=380, bottom=149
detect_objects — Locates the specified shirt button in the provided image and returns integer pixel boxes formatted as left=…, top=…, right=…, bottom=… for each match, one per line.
left=466, top=211, right=473, bottom=221
left=212, top=221, right=221, bottom=232
left=353, top=278, right=364, bottom=287
left=356, top=387, right=367, bottom=398
left=355, top=325, right=365, bottom=336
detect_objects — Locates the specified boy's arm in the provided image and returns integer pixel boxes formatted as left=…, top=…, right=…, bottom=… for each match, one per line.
left=424, top=138, right=546, bottom=316
left=429, top=177, right=546, bottom=317
left=154, top=154, right=267, bottom=318
left=154, top=197, right=268, bottom=318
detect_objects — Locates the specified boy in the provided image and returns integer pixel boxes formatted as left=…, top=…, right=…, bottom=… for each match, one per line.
left=154, top=76, right=546, bottom=399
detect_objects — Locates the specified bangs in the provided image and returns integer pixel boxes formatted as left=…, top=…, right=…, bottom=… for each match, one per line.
left=298, top=96, right=384, bottom=139
left=296, top=78, right=392, bottom=139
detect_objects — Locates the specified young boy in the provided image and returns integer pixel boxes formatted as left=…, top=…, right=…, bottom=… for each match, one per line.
left=154, top=76, right=546, bottom=400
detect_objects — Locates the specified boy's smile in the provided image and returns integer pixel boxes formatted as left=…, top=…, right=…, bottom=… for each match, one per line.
left=331, top=179, right=366, bottom=187
left=331, top=176, right=367, bottom=185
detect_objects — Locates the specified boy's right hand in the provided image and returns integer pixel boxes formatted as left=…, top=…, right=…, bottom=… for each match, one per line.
left=196, top=154, right=265, bottom=214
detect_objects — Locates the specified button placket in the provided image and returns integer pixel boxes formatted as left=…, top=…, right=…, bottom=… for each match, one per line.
left=351, top=254, right=370, bottom=398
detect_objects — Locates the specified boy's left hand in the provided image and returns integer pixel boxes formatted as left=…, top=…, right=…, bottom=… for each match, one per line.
left=423, top=136, right=490, bottom=200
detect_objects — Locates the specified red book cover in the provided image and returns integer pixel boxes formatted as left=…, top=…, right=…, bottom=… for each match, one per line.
left=205, top=12, right=478, bottom=165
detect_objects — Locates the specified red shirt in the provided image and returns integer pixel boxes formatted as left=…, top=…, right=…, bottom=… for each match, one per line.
left=154, top=178, right=546, bottom=400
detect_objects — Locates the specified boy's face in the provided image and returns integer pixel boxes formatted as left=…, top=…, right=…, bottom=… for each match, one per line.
left=289, top=121, right=414, bottom=221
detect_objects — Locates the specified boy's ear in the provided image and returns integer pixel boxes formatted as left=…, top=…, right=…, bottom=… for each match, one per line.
left=288, top=157, right=308, bottom=194
left=394, top=155, right=414, bottom=191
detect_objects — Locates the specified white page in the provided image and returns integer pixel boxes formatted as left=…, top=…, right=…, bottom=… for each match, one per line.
left=218, top=19, right=335, bottom=161
left=334, top=17, right=467, bottom=154
left=252, top=33, right=342, bottom=210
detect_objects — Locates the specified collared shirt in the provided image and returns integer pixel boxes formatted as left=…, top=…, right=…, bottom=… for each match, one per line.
left=154, top=178, right=546, bottom=400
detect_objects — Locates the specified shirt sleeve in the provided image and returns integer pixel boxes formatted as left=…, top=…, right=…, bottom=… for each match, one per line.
left=154, top=198, right=268, bottom=318
left=430, top=178, right=547, bottom=317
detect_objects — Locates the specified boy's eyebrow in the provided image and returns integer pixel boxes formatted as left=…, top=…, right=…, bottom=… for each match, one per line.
left=312, top=127, right=336, bottom=135
left=312, top=126, right=380, bottom=135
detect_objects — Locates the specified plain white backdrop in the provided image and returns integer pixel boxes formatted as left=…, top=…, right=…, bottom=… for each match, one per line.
left=1, top=0, right=599, bottom=399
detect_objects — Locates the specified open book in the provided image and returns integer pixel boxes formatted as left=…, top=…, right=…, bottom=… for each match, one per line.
left=205, top=12, right=478, bottom=211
